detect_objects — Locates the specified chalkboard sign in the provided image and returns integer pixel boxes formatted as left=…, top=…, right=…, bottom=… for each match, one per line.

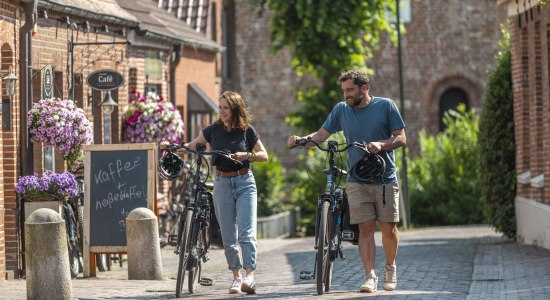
left=83, top=143, right=156, bottom=277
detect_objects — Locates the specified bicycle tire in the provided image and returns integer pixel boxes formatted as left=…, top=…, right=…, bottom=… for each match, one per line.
left=189, top=219, right=208, bottom=293
left=176, top=209, right=194, bottom=298
left=69, top=247, right=80, bottom=278
left=316, top=201, right=330, bottom=295
left=324, top=210, right=338, bottom=292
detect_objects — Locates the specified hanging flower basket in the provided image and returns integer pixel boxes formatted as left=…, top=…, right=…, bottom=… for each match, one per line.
left=28, top=98, right=93, bottom=168
left=16, top=171, right=78, bottom=202
left=122, top=91, right=184, bottom=143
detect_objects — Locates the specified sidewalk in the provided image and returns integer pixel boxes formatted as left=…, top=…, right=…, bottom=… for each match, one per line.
left=1, top=225, right=550, bottom=299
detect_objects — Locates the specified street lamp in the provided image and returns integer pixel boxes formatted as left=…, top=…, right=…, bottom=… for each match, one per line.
left=100, top=90, right=118, bottom=144
left=3, top=65, right=18, bottom=97
left=100, top=90, right=118, bottom=114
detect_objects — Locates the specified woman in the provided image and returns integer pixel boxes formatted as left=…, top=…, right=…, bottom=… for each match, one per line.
left=182, top=91, right=267, bottom=294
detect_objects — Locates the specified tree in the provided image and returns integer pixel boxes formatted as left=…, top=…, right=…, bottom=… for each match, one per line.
left=254, top=0, right=397, bottom=133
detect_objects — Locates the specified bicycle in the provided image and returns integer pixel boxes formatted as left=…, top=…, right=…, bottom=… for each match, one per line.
left=68, top=166, right=109, bottom=273
left=159, top=161, right=193, bottom=247
left=291, top=138, right=368, bottom=295
left=159, top=142, right=242, bottom=296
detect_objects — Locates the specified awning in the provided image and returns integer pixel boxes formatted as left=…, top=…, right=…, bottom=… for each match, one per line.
left=188, top=83, right=218, bottom=113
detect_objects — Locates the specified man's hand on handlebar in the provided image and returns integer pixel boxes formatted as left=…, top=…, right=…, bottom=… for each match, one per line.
left=287, top=135, right=302, bottom=148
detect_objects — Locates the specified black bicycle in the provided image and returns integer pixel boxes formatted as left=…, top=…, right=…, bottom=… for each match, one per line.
left=65, top=166, right=86, bottom=278
left=291, top=138, right=368, bottom=295
left=159, top=161, right=194, bottom=247
left=159, top=142, right=241, bottom=296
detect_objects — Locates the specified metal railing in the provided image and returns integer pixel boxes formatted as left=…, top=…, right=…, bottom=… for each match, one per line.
left=257, top=209, right=299, bottom=239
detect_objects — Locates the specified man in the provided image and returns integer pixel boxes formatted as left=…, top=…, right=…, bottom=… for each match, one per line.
left=287, top=69, right=406, bottom=293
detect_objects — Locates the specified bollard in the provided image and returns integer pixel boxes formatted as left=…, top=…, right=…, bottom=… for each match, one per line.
left=25, top=208, right=73, bottom=300
left=126, top=207, right=163, bottom=280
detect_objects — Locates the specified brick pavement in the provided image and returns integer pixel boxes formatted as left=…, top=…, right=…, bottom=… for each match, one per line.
left=1, top=225, right=550, bottom=299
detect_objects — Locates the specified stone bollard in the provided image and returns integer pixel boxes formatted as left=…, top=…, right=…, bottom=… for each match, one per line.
left=25, top=208, right=73, bottom=300
left=126, top=207, right=163, bottom=280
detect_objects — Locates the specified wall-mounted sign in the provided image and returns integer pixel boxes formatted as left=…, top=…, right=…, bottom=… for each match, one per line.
left=86, top=69, right=124, bottom=91
left=43, top=65, right=53, bottom=99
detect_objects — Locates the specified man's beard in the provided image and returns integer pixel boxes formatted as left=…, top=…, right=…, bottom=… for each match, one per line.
left=346, top=94, right=363, bottom=107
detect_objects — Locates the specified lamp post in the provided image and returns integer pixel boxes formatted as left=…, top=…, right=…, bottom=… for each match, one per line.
left=100, top=90, right=118, bottom=144
left=2, top=65, right=17, bottom=131
left=396, top=0, right=410, bottom=229
left=3, top=65, right=17, bottom=97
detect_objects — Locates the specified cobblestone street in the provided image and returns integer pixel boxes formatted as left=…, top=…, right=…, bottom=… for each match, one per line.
left=1, top=225, right=550, bottom=299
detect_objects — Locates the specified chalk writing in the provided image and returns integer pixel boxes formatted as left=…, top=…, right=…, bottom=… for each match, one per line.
left=94, top=156, right=142, bottom=185
left=95, top=184, right=146, bottom=210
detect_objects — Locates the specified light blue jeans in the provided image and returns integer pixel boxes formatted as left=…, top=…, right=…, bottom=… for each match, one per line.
left=213, top=171, right=257, bottom=271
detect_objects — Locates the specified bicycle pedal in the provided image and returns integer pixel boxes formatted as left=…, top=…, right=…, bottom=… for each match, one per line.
left=299, top=271, right=314, bottom=280
left=202, top=255, right=210, bottom=263
left=199, top=277, right=213, bottom=286
left=167, top=235, right=178, bottom=246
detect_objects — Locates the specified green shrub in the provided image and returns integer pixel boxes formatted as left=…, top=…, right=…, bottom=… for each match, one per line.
left=254, top=150, right=289, bottom=217
left=409, top=105, right=483, bottom=225
left=478, top=27, right=516, bottom=238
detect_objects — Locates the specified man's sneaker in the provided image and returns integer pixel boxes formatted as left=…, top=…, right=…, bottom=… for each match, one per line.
left=360, top=272, right=378, bottom=293
left=383, top=264, right=397, bottom=291
left=229, top=277, right=243, bottom=294
left=241, top=276, right=256, bottom=294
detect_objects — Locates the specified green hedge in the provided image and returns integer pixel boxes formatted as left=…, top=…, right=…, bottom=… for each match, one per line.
left=254, top=150, right=291, bottom=217
left=409, top=105, right=483, bottom=225
left=478, top=28, right=516, bottom=238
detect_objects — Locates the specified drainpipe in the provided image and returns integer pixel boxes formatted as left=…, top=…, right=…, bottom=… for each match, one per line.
left=169, top=43, right=181, bottom=106
left=20, top=0, right=37, bottom=177
left=18, top=0, right=37, bottom=277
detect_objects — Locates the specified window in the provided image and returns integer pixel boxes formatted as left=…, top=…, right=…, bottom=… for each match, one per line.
left=145, top=50, right=163, bottom=80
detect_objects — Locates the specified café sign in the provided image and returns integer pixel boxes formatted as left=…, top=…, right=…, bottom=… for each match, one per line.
left=86, top=69, right=124, bottom=91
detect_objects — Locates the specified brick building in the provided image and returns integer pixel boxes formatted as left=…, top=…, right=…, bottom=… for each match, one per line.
left=0, top=0, right=21, bottom=281
left=222, top=0, right=507, bottom=163
left=0, top=0, right=223, bottom=279
left=499, top=0, right=550, bottom=250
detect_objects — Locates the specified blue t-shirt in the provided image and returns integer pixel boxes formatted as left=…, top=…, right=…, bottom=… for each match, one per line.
left=321, top=97, right=405, bottom=183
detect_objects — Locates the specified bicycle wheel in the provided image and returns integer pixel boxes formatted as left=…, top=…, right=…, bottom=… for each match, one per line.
left=188, top=221, right=208, bottom=293
left=69, top=246, right=80, bottom=278
left=324, top=210, right=338, bottom=292
left=316, top=201, right=330, bottom=295
left=176, top=209, right=194, bottom=298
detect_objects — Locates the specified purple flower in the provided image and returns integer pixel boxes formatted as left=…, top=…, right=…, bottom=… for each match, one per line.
left=16, top=171, right=78, bottom=199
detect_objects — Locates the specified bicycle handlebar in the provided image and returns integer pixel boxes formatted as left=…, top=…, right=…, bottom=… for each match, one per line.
left=290, top=137, right=371, bottom=155
left=161, top=143, right=243, bottom=166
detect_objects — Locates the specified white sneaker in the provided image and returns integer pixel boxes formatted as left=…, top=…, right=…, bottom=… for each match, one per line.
left=241, top=276, right=256, bottom=294
left=229, top=277, right=243, bottom=294
left=383, top=264, right=397, bottom=291
left=360, top=272, right=378, bottom=293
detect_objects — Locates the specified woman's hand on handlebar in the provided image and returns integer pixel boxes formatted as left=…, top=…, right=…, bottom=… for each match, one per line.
left=231, top=151, right=251, bottom=162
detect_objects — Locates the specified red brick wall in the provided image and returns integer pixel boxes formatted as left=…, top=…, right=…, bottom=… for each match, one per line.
left=1, top=9, right=132, bottom=277
left=510, top=7, right=550, bottom=203
left=174, top=46, right=217, bottom=141
left=0, top=0, right=20, bottom=280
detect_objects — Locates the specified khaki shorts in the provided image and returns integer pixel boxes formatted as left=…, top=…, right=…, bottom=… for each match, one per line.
left=346, top=182, right=400, bottom=224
